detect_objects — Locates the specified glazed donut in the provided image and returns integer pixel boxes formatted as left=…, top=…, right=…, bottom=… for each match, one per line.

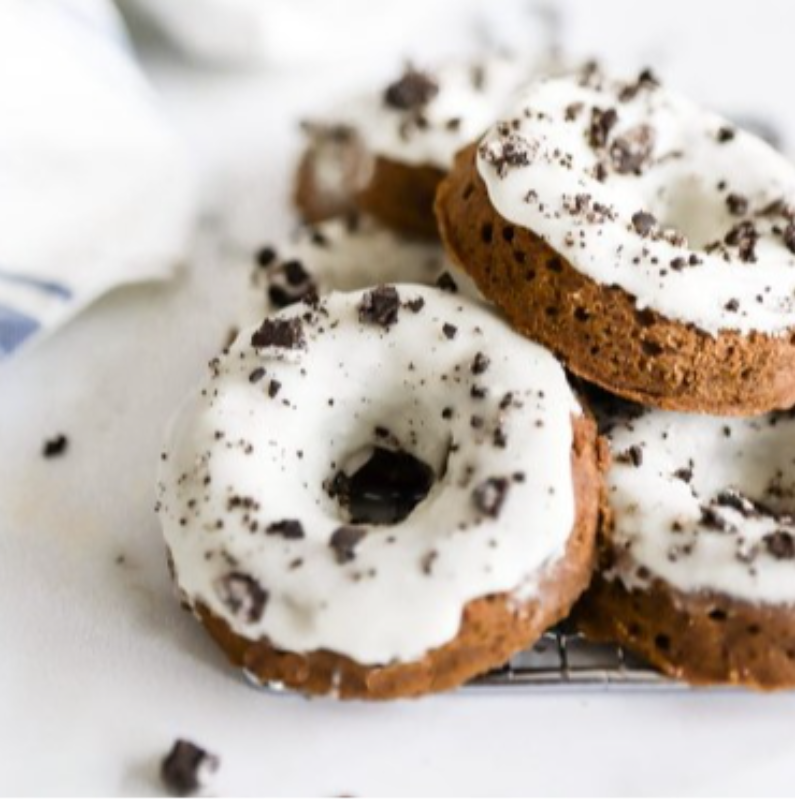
left=243, top=214, right=483, bottom=328
left=158, top=285, right=602, bottom=699
left=436, top=66, right=795, bottom=414
left=297, top=55, right=548, bottom=237
left=577, top=397, right=794, bottom=690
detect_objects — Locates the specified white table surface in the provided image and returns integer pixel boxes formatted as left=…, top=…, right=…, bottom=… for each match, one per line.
left=0, top=1, right=794, bottom=795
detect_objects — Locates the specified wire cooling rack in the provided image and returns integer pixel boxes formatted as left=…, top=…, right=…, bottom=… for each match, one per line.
left=467, top=625, right=679, bottom=692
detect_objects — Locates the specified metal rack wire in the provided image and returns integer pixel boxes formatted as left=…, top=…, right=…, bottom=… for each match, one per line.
left=467, top=626, right=679, bottom=691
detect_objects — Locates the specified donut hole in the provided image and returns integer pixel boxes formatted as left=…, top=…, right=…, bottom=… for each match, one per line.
left=327, top=446, right=435, bottom=526
left=652, top=176, right=734, bottom=250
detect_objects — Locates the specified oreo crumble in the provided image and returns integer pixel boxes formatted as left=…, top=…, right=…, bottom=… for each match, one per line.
left=609, top=124, right=656, bottom=174
left=42, top=434, right=69, bottom=459
left=251, top=317, right=305, bottom=349
left=266, top=519, right=305, bottom=540
left=435, top=272, right=459, bottom=293
left=763, top=530, right=794, bottom=560
left=479, top=132, right=536, bottom=178
left=358, top=286, right=401, bottom=328
left=384, top=67, right=439, bottom=110
left=330, top=526, right=367, bottom=564
left=472, top=477, right=510, bottom=518
left=160, top=739, right=220, bottom=797
left=214, top=571, right=269, bottom=623
left=266, top=258, right=318, bottom=308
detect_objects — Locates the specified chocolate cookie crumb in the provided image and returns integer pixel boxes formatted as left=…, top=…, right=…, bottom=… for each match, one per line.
left=610, top=125, right=655, bottom=174
left=384, top=68, right=439, bottom=110
left=268, top=259, right=317, bottom=309
left=248, top=367, right=266, bottom=384
left=632, top=211, right=657, bottom=237
left=479, top=133, right=535, bottom=177
left=358, top=286, right=401, bottom=328
left=330, top=526, right=367, bottom=564
left=619, top=69, right=660, bottom=102
left=161, top=740, right=220, bottom=797
left=724, top=221, right=759, bottom=263
left=618, top=445, right=644, bottom=467
left=565, top=102, right=584, bottom=122
left=442, top=323, right=458, bottom=340
left=435, top=272, right=459, bottom=293
left=266, top=520, right=305, bottom=540
left=588, top=107, right=619, bottom=148
left=42, top=434, right=69, bottom=459
left=763, top=530, right=794, bottom=560
left=421, top=550, right=438, bottom=575
left=251, top=318, right=305, bottom=349
left=717, top=126, right=736, bottom=143
left=725, top=194, right=749, bottom=216
left=215, top=572, right=268, bottom=623
left=471, top=352, right=490, bottom=375
left=472, top=477, right=510, bottom=518
left=699, top=506, right=733, bottom=533
left=255, top=246, right=277, bottom=268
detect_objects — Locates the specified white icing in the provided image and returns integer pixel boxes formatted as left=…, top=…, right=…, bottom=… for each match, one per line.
left=604, top=408, right=794, bottom=605
left=476, top=70, right=795, bottom=336
left=159, top=286, right=580, bottom=665
left=242, top=215, right=483, bottom=327
left=338, top=55, right=551, bottom=170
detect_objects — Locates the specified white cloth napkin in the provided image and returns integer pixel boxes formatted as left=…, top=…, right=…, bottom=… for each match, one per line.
left=0, top=0, right=193, bottom=360
left=122, top=0, right=563, bottom=67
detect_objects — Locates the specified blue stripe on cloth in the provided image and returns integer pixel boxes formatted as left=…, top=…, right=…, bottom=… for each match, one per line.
left=0, top=268, right=73, bottom=300
left=0, top=304, right=41, bottom=358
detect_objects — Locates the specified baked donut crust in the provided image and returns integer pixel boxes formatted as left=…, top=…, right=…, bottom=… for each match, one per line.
left=577, top=579, right=794, bottom=691
left=576, top=539, right=795, bottom=691
left=357, top=156, right=444, bottom=239
left=190, top=414, right=602, bottom=700
left=435, top=144, right=795, bottom=416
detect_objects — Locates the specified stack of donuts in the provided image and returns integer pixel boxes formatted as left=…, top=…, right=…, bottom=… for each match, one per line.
left=157, top=58, right=795, bottom=699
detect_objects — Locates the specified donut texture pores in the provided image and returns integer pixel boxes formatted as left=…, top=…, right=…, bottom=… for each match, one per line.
left=578, top=405, right=794, bottom=689
left=435, top=68, right=795, bottom=414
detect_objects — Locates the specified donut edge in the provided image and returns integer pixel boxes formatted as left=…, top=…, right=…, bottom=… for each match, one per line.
left=574, top=510, right=795, bottom=690
left=182, top=413, right=603, bottom=700
left=434, top=143, right=796, bottom=417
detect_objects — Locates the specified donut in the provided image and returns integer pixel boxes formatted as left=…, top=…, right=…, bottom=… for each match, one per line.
left=435, top=66, right=795, bottom=415
left=243, top=214, right=483, bottom=328
left=157, top=285, right=603, bottom=699
left=297, top=55, right=547, bottom=238
left=576, top=396, right=794, bottom=690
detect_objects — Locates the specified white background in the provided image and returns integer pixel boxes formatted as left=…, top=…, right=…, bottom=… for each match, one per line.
left=0, top=0, right=794, bottom=795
